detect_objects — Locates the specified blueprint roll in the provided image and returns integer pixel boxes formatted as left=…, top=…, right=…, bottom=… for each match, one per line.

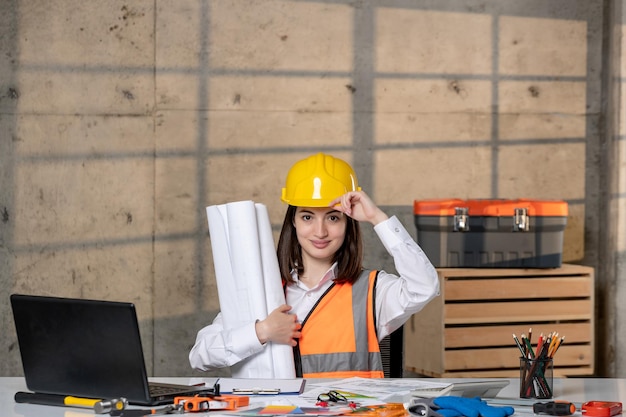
left=254, top=203, right=296, bottom=378
left=206, top=200, right=296, bottom=378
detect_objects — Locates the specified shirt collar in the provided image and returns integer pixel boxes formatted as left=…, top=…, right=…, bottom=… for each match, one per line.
left=290, top=262, right=339, bottom=286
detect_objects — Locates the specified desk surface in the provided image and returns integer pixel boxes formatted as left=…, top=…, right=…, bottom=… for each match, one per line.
left=1, top=377, right=624, bottom=417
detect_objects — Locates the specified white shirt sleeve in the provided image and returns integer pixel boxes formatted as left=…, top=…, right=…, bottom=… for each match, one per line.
left=372, top=215, right=440, bottom=340
left=188, top=312, right=265, bottom=371
left=189, top=215, right=439, bottom=370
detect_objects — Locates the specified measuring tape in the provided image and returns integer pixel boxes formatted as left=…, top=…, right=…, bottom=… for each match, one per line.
left=174, top=394, right=249, bottom=413
left=582, top=401, right=622, bottom=417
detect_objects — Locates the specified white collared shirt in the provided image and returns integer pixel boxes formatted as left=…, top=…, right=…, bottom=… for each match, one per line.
left=189, top=215, right=439, bottom=371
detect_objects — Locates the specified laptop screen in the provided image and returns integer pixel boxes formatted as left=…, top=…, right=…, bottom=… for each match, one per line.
left=11, top=294, right=152, bottom=403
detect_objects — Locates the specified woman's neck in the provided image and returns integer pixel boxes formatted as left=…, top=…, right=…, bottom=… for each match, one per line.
left=299, top=259, right=333, bottom=287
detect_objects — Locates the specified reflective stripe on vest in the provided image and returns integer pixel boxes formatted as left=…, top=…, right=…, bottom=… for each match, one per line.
left=297, top=269, right=384, bottom=378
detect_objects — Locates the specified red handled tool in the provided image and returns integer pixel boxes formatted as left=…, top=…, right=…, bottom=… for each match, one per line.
left=533, top=401, right=576, bottom=415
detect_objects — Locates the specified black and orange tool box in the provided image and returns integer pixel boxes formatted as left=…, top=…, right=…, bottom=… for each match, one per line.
left=413, top=199, right=568, bottom=268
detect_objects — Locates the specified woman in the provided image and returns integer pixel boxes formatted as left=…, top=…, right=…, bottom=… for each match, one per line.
left=189, top=153, right=439, bottom=378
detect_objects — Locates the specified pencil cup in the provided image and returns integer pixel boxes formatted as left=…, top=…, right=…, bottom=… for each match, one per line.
left=519, top=357, right=553, bottom=399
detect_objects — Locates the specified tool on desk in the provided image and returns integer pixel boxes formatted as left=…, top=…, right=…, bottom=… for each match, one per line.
left=581, top=401, right=622, bottom=417
left=533, top=401, right=576, bottom=415
left=94, top=397, right=129, bottom=413
left=14, top=391, right=103, bottom=409
left=108, top=403, right=183, bottom=416
left=408, top=402, right=442, bottom=417
left=174, top=393, right=249, bottom=412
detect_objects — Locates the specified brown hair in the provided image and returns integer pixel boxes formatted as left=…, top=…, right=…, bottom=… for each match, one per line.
left=277, top=205, right=363, bottom=285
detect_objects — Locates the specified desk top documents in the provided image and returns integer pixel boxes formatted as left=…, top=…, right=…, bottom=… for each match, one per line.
left=1, top=376, right=625, bottom=417
left=0, top=377, right=626, bottom=417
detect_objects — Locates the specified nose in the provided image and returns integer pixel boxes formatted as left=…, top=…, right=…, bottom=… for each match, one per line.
left=314, top=218, right=328, bottom=237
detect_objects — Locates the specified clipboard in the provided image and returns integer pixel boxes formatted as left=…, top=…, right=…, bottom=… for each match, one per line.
left=216, top=378, right=306, bottom=395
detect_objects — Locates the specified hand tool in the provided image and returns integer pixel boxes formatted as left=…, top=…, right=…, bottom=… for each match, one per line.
left=533, top=401, right=576, bottom=415
left=581, top=401, right=622, bottom=417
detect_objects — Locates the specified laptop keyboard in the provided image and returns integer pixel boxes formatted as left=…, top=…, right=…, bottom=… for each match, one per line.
left=149, top=383, right=188, bottom=396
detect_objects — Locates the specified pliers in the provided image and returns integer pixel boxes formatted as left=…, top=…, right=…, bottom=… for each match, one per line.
left=408, top=401, right=443, bottom=417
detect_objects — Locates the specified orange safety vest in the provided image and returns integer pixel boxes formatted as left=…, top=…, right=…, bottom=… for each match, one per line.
left=293, top=269, right=384, bottom=378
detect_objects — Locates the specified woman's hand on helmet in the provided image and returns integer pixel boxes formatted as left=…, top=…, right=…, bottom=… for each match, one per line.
left=329, top=191, right=389, bottom=226
left=255, top=304, right=302, bottom=346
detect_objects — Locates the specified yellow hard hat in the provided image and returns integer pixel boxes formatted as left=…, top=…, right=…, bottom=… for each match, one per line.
left=281, top=153, right=360, bottom=207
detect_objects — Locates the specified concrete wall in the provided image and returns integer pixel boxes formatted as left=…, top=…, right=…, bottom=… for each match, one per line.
left=1, top=0, right=624, bottom=377
left=615, top=1, right=626, bottom=377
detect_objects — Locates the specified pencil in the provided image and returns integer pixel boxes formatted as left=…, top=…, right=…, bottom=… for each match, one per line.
left=513, top=334, right=526, bottom=356
left=550, top=336, right=565, bottom=358
left=548, top=332, right=559, bottom=355
left=535, top=333, right=544, bottom=358
left=522, top=334, right=535, bottom=359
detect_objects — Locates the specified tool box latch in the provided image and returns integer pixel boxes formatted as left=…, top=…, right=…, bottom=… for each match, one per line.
left=513, top=208, right=529, bottom=232
left=454, top=207, right=469, bottom=232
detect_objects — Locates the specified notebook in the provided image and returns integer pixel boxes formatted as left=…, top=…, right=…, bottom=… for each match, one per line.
left=10, top=293, right=214, bottom=406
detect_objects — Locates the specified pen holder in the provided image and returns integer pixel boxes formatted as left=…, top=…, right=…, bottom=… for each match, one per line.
left=519, top=357, right=553, bottom=399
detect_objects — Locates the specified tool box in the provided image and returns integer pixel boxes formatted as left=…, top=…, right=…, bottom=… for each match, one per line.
left=413, top=199, right=568, bottom=268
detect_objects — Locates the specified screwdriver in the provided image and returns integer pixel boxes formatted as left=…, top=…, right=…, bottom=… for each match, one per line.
left=533, top=401, right=576, bottom=416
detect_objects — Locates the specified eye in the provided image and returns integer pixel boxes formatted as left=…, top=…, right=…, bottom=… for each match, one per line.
left=301, top=214, right=312, bottom=221
left=328, top=214, right=341, bottom=222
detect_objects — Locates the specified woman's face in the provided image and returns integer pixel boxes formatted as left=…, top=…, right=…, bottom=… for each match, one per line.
left=293, top=206, right=347, bottom=265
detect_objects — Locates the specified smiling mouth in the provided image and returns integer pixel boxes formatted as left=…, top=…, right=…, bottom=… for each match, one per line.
left=311, top=240, right=330, bottom=249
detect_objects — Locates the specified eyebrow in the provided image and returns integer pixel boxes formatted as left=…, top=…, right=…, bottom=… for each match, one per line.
left=298, top=208, right=341, bottom=216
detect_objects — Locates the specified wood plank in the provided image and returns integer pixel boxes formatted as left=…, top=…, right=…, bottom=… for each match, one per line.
left=404, top=264, right=595, bottom=377
left=410, top=367, right=595, bottom=378
left=445, top=277, right=592, bottom=301
left=445, top=300, right=592, bottom=324
left=445, top=322, right=592, bottom=348
left=437, top=264, right=594, bottom=279
left=444, top=345, right=592, bottom=370
left=403, top=290, right=445, bottom=374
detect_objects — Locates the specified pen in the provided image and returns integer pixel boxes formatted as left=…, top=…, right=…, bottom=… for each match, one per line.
left=15, top=391, right=102, bottom=408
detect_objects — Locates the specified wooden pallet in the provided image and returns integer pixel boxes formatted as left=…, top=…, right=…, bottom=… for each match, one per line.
left=404, top=264, right=595, bottom=377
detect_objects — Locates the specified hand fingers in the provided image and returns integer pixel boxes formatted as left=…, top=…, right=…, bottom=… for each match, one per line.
left=329, top=192, right=357, bottom=216
left=277, top=304, right=292, bottom=313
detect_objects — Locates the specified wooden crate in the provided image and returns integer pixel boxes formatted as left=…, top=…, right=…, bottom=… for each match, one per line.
left=404, top=264, right=595, bottom=377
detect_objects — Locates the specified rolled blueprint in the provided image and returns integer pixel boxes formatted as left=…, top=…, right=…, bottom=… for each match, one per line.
left=206, top=200, right=295, bottom=378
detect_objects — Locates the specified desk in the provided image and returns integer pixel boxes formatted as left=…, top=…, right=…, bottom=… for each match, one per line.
left=1, top=377, right=624, bottom=417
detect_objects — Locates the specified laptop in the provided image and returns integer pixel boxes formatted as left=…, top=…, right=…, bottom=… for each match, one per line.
left=10, top=293, right=215, bottom=406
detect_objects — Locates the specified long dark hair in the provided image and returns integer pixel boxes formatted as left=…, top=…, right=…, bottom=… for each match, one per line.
left=276, top=205, right=363, bottom=285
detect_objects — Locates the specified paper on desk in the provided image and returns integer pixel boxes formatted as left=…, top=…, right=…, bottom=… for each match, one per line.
left=307, top=377, right=449, bottom=402
left=206, top=201, right=296, bottom=379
